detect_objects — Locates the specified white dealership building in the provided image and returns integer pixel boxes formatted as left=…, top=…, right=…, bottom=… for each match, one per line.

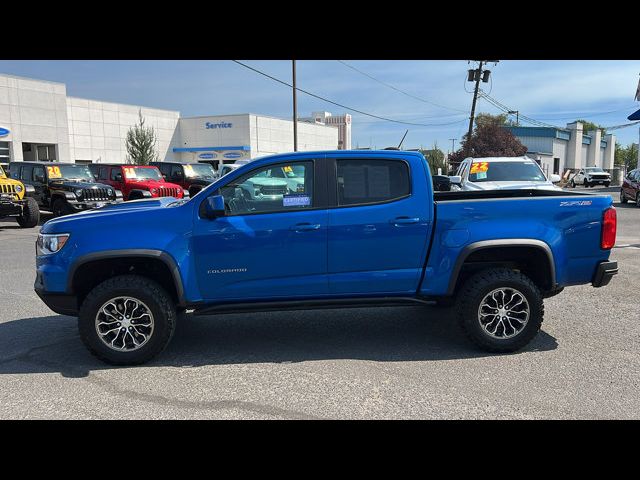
left=0, top=73, right=350, bottom=167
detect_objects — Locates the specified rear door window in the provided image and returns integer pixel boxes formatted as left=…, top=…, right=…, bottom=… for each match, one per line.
left=336, top=159, right=410, bottom=206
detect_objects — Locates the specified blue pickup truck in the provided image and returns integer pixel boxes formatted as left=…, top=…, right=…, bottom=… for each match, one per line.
left=34, top=150, right=618, bottom=365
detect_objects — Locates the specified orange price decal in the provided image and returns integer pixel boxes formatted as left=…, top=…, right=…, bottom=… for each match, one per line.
left=123, top=167, right=137, bottom=178
left=470, top=162, right=489, bottom=174
left=283, top=165, right=293, bottom=173
left=47, top=166, right=62, bottom=178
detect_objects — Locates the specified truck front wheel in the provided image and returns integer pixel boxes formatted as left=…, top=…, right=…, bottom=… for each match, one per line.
left=78, top=275, right=177, bottom=365
left=455, top=268, right=544, bottom=353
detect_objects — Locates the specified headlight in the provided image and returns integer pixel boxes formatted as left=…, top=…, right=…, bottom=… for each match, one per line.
left=150, top=188, right=158, bottom=194
left=14, top=184, right=23, bottom=193
left=75, top=189, right=83, bottom=197
left=36, top=233, right=70, bottom=255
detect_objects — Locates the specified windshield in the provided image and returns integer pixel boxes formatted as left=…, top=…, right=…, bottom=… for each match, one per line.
left=586, top=167, right=604, bottom=173
left=0, top=166, right=5, bottom=178
left=184, top=163, right=215, bottom=179
left=123, top=166, right=163, bottom=181
left=47, top=164, right=94, bottom=181
left=468, top=161, right=546, bottom=182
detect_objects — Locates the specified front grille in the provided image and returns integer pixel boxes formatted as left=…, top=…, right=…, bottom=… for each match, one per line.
left=591, top=175, right=608, bottom=180
left=81, top=188, right=112, bottom=202
left=0, top=184, right=18, bottom=199
left=158, top=187, right=180, bottom=198
left=260, top=185, right=287, bottom=195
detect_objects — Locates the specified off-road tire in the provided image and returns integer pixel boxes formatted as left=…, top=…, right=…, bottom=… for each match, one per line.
left=16, top=197, right=39, bottom=227
left=456, top=268, right=544, bottom=353
left=52, top=197, right=71, bottom=217
left=620, top=189, right=627, bottom=204
left=637, top=193, right=640, bottom=208
left=78, top=275, right=177, bottom=365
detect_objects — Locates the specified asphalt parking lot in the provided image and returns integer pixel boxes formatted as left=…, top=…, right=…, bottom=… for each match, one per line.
left=0, top=187, right=638, bottom=419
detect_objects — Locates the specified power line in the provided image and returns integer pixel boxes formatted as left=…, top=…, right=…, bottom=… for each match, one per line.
left=336, top=60, right=469, bottom=114
left=232, top=60, right=469, bottom=127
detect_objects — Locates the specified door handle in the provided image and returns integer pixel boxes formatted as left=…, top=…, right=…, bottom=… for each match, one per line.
left=390, top=217, right=420, bottom=226
left=290, top=223, right=321, bottom=232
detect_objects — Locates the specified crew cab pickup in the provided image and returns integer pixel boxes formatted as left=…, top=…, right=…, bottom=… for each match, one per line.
left=34, top=150, right=618, bottom=365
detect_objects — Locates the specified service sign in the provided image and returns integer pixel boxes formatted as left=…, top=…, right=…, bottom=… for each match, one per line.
left=0, top=127, right=10, bottom=137
left=198, top=153, right=216, bottom=160
left=223, top=152, right=243, bottom=159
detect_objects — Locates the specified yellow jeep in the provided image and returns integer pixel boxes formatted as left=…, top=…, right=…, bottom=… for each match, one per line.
left=0, top=165, right=40, bottom=228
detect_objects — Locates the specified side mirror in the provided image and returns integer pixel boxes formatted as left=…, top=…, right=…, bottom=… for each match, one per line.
left=34, top=174, right=45, bottom=183
left=93, top=173, right=99, bottom=180
left=549, top=174, right=561, bottom=183
left=115, top=173, right=123, bottom=182
left=449, top=175, right=462, bottom=185
left=204, top=195, right=226, bottom=219
left=162, top=174, right=168, bottom=180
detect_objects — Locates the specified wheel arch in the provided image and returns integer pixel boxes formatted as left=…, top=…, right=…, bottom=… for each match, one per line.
left=68, top=249, right=186, bottom=307
left=447, top=239, right=556, bottom=295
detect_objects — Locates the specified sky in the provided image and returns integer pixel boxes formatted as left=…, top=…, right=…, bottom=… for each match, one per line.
left=1, top=60, right=639, bottom=152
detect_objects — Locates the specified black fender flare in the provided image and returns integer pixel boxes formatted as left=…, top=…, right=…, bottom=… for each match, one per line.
left=128, top=189, right=153, bottom=200
left=67, top=249, right=186, bottom=305
left=446, top=239, right=556, bottom=295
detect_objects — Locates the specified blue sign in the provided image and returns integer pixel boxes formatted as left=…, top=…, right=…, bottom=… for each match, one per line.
left=0, top=127, right=9, bottom=137
left=198, top=153, right=216, bottom=159
left=205, top=122, right=233, bottom=129
left=223, top=152, right=243, bottom=159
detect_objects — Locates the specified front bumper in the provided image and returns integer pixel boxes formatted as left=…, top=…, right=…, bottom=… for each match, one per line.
left=592, top=261, right=618, bottom=287
left=34, top=287, right=78, bottom=316
left=0, top=200, right=22, bottom=216
left=67, top=199, right=122, bottom=211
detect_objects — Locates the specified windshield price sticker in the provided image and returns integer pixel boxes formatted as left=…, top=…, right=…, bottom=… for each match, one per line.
left=283, top=194, right=311, bottom=207
left=476, top=171, right=488, bottom=180
left=283, top=165, right=293, bottom=173
left=47, top=166, right=62, bottom=178
left=470, top=162, right=489, bottom=174
left=123, top=167, right=137, bottom=178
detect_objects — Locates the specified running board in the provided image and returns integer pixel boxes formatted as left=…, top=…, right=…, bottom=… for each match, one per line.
left=192, top=296, right=435, bottom=316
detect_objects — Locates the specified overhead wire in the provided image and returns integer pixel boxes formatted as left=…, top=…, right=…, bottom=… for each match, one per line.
left=232, top=60, right=472, bottom=127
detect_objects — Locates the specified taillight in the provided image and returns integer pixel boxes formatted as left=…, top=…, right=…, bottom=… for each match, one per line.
left=601, top=207, right=617, bottom=250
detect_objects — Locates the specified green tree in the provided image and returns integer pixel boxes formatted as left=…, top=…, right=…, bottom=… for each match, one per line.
left=574, top=119, right=606, bottom=135
left=125, top=110, right=159, bottom=165
left=420, top=143, right=448, bottom=175
left=475, top=112, right=508, bottom=128
left=615, top=142, right=638, bottom=170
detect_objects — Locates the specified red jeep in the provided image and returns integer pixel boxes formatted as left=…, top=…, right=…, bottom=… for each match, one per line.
left=89, top=164, right=188, bottom=201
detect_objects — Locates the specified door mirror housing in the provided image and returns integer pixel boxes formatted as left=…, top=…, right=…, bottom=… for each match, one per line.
left=204, top=195, right=226, bottom=219
left=115, top=173, right=123, bottom=182
left=549, top=174, right=561, bottom=183
left=448, top=175, right=462, bottom=185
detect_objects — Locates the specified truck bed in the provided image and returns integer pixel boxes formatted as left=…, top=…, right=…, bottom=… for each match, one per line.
left=434, top=188, right=591, bottom=201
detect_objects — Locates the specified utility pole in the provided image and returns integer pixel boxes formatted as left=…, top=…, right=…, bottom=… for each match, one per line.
left=449, top=138, right=456, bottom=153
left=465, top=60, right=498, bottom=155
left=508, top=110, right=519, bottom=126
left=292, top=60, right=298, bottom=152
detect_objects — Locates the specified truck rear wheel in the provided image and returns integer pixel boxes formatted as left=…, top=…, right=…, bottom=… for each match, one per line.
left=16, top=197, right=40, bottom=228
left=78, top=274, right=176, bottom=365
left=455, top=268, right=544, bottom=353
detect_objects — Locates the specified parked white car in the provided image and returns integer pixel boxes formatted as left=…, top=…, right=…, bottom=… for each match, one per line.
left=569, top=167, right=611, bottom=188
left=450, top=156, right=562, bottom=191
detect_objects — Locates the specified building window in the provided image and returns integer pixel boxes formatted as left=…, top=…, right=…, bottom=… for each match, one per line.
left=553, top=158, right=560, bottom=175
left=0, top=141, right=10, bottom=164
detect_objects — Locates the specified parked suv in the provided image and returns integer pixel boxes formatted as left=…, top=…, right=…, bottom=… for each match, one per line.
left=88, top=164, right=188, bottom=201
left=570, top=167, right=611, bottom=188
left=0, top=164, right=39, bottom=227
left=150, top=162, right=216, bottom=198
left=620, top=168, right=640, bottom=207
left=10, top=162, right=123, bottom=217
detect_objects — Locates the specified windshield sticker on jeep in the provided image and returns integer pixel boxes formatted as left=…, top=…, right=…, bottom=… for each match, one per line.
left=47, top=166, right=62, bottom=178
left=560, top=200, right=593, bottom=206
left=283, top=165, right=293, bottom=173
left=283, top=194, right=311, bottom=207
left=470, top=162, right=489, bottom=174
left=123, top=167, right=137, bottom=178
